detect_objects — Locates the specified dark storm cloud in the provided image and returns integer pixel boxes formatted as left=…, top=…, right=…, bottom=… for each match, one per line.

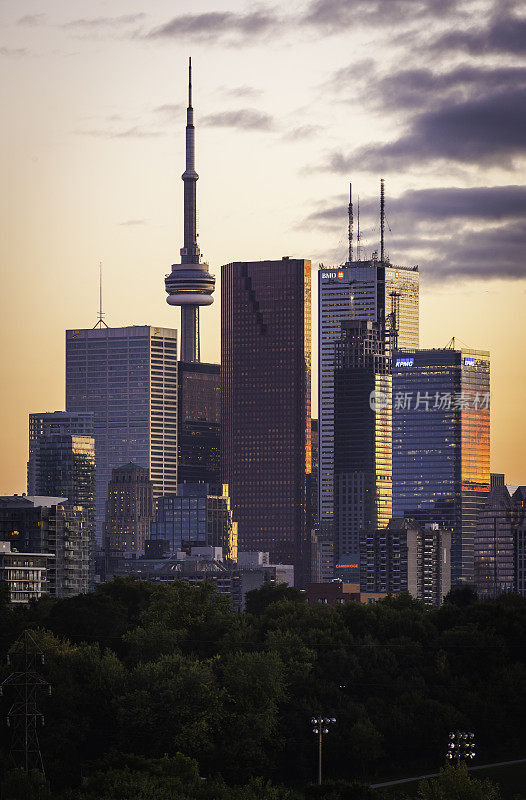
left=146, top=9, right=277, bottom=42
left=200, top=109, right=274, bottom=130
left=64, top=14, right=146, bottom=30
left=432, top=13, right=526, bottom=55
left=418, top=220, right=526, bottom=281
left=358, top=65, right=526, bottom=112
left=304, top=0, right=458, bottom=30
left=302, top=185, right=526, bottom=282
left=323, top=85, right=526, bottom=170
left=304, top=185, right=526, bottom=227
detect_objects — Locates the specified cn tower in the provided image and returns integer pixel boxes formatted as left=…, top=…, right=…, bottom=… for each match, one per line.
left=165, top=58, right=215, bottom=362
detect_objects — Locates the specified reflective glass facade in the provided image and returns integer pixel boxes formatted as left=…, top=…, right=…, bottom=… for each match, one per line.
left=318, top=261, right=419, bottom=551
left=152, top=483, right=237, bottom=561
left=178, top=361, right=220, bottom=484
left=393, top=348, right=490, bottom=584
left=475, top=485, right=515, bottom=598
left=333, top=320, right=391, bottom=576
left=66, top=326, right=177, bottom=541
left=221, top=258, right=311, bottom=585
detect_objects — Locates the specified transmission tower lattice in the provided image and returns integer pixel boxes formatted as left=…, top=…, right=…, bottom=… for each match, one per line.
left=0, top=630, right=51, bottom=774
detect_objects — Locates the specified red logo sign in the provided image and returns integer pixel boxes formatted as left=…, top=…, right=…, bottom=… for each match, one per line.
left=337, top=271, right=344, bottom=279
left=395, top=271, right=399, bottom=279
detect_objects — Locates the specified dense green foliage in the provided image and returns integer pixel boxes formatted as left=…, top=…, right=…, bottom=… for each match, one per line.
left=0, top=580, right=524, bottom=798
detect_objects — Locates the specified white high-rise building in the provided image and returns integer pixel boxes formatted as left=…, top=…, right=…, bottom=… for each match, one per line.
left=66, top=326, right=178, bottom=541
left=318, top=260, right=419, bottom=574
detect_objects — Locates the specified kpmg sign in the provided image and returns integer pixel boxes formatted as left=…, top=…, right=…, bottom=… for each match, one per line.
left=395, top=358, right=414, bottom=367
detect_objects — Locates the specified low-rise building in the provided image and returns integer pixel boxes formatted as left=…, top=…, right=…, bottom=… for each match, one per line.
left=0, top=542, right=52, bottom=603
left=306, top=581, right=386, bottom=606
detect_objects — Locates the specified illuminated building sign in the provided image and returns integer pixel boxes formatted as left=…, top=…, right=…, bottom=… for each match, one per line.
left=335, top=564, right=358, bottom=569
left=395, top=358, right=414, bottom=367
left=321, top=270, right=349, bottom=280
left=464, top=357, right=475, bottom=366
left=337, top=271, right=344, bottom=279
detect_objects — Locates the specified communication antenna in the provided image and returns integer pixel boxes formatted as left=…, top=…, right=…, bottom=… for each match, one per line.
left=93, top=261, right=109, bottom=329
left=347, top=183, right=353, bottom=263
left=380, top=177, right=385, bottom=264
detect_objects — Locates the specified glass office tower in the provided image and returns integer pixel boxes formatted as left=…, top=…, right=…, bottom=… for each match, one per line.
left=221, top=258, right=312, bottom=586
left=66, top=326, right=177, bottom=541
left=333, top=320, right=392, bottom=577
left=178, top=361, right=220, bottom=485
left=392, top=347, right=490, bottom=585
left=318, top=260, right=419, bottom=553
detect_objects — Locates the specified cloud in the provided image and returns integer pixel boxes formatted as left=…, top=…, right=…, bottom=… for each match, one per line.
left=17, top=14, right=46, bottom=26
left=63, top=14, right=146, bottom=29
left=75, top=126, right=163, bottom=139
left=153, top=103, right=184, bottom=117
left=302, top=185, right=526, bottom=282
left=119, top=219, right=148, bottom=226
left=303, top=0, right=458, bottom=31
left=0, top=46, right=28, bottom=57
left=283, top=124, right=322, bottom=141
left=220, top=85, right=263, bottom=99
left=357, top=65, right=526, bottom=112
left=431, top=12, right=526, bottom=55
left=200, top=108, right=274, bottom=131
left=322, top=85, right=526, bottom=170
left=146, top=9, right=277, bottom=43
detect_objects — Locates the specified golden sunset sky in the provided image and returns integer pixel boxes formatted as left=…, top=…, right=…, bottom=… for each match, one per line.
left=1, top=0, right=525, bottom=491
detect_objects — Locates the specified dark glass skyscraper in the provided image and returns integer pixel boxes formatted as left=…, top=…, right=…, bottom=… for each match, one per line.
left=221, top=258, right=311, bottom=585
left=475, top=484, right=516, bottom=598
left=392, top=347, right=490, bottom=585
left=178, top=361, right=220, bottom=485
left=333, top=320, right=391, bottom=578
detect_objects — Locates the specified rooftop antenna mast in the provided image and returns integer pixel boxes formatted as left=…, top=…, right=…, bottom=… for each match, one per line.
left=93, top=261, right=108, bottom=329
left=347, top=183, right=353, bottom=263
left=380, top=177, right=385, bottom=264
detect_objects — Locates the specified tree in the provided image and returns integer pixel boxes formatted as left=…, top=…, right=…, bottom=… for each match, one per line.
left=245, top=584, right=305, bottom=616
left=414, top=764, right=501, bottom=800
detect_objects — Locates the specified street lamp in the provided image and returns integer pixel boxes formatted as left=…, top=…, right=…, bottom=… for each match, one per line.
left=446, top=731, right=476, bottom=766
left=311, top=716, right=336, bottom=785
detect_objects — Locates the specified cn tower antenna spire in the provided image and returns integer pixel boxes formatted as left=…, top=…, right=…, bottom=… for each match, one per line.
left=164, top=59, right=215, bottom=363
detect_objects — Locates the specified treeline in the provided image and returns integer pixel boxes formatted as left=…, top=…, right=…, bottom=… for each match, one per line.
left=0, top=580, right=525, bottom=799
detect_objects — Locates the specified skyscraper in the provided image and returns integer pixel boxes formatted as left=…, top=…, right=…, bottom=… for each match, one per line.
left=177, top=361, right=220, bottom=485
left=475, top=484, right=516, bottom=598
left=221, top=258, right=312, bottom=585
left=104, top=463, right=154, bottom=558
left=66, top=325, right=178, bottom=540
left=28, top=411, right=94, bottom=493
left=164, top=58, right=215, bottom=363
left=333, top=319, right=391, bottom=577
left=392, top=347, right=490, bottom=585
left=318, top=259, right=419, bottom=552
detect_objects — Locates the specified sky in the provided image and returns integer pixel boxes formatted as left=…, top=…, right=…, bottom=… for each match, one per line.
left=1, top=0, right=525, bottom=491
